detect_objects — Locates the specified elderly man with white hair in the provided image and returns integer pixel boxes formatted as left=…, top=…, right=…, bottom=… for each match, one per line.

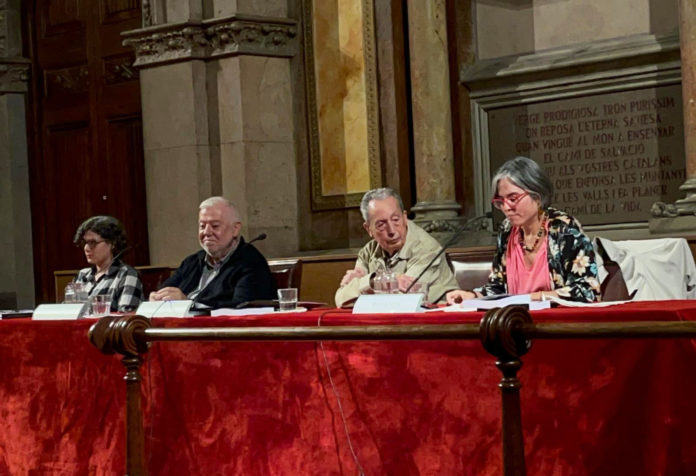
left=150, top=197, right=276, bottom=309
left=335, top=188, right=459, bottom=307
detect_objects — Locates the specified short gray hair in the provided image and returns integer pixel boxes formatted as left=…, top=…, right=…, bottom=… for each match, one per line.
left=199, top=196, right=240, bottom=222
left=359, top=188, right=404, bottom=222
left=491, top=156, right=554, bottom=209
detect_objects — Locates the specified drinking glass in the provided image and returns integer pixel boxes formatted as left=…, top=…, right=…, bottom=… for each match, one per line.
left=64, top=283, right=76, bottom=303
left=277, top=288, right=298, bottom=312
left=90, top=293, right=113, bottom=317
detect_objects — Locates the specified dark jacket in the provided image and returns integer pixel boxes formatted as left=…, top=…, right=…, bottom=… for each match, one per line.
left=162, top=237, right=276, bottom=309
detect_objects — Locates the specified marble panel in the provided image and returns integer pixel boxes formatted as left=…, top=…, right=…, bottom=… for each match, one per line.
left=220, top=140, right=299, bottom=255
left=313, top=0, right=370, bottom=195
left=144, top=145, right=216, bottom=264
left=475, top=0, right=677, bottom=59
left=140, top=61, right=209, bottom=151
left=475, top=1, right=534, bottom=60
left=218, top=141, right=248, bottom=223
left=165, top=0, right=203, bottom=22
left=215, top=58, right=243, bottom=144
left=216, top=56, right=293, bottom=144
left=535, top=0, right=664, bottom=51
left=239, top=56, right=294, bottom=142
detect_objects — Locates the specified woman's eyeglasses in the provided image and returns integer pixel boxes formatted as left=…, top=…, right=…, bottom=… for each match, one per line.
left=491, top=191, right=529, bottom=210
left=78, top=239, right=105, bottom=249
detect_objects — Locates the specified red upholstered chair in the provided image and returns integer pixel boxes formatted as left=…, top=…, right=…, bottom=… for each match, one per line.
left=268, top=259, right=302, bottom=297
left=137, top=266, right=174, bottom=297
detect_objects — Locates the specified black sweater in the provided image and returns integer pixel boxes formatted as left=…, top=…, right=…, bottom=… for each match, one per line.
left=162, top=237, right=276, bottom=309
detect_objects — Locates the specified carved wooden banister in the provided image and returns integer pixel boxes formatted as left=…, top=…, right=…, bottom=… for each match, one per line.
left=90, top=315, right=151, bottom=476
left=88, top=310, right=696, bottom=476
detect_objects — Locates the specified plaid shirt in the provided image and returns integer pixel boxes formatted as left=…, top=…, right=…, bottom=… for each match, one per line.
left=75, top=259, right=143, bottom=312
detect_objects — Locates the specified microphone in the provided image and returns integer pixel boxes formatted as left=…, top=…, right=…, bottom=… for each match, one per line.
left=189, top=232, right=268, bottom=310
left=403, top=213, right=492, bottom=294
left=246, top=233, right=267, bottom=246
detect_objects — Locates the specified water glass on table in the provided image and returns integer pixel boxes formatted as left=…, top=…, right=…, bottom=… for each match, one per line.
left=64, top=282, right=88, bottom=303
left=89, top=293, right=113, bottom=317
left=372, top=269, right=399, bottom=294
left=277, top=288, right=298, bottom=312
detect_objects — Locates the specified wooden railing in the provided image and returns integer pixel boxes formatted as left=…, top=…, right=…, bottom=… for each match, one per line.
left=88, top=307, right=696, bottom=476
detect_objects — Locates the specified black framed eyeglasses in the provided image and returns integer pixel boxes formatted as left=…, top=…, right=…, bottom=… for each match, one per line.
left=78, top=239, right=106, bottom=249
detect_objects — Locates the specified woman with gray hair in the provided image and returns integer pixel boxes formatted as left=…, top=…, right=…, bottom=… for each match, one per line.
left=447, top=156, right=599, bottom=303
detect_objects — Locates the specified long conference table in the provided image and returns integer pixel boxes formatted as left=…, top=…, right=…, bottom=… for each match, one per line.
left=1, top=301, right=696, bottom=475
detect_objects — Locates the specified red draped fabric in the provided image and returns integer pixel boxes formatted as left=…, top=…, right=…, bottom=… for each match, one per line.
left=1, top=301, right=696, bottom=475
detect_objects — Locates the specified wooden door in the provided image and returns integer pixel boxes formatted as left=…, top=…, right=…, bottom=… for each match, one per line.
left=25, top=0, right=149, bottom=303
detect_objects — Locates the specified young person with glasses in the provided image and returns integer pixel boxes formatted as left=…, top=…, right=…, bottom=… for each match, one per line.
left=447, top=156, right=600, bottom=303
left=73, top=216, right=143, bottom=312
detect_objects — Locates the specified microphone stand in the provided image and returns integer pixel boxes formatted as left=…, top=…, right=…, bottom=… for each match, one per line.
left=403, top=213, right=491, bottom=294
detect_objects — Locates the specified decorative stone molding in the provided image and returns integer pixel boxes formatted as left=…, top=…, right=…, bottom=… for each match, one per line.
left=123, top=22, right=207, bottom=67
left=122, top=15, right=298, bottom=68
left=0, top=58, right=30, bottom=94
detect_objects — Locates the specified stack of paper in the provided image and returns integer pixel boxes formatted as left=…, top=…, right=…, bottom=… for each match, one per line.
left=442, top=294, right=551, bottom=312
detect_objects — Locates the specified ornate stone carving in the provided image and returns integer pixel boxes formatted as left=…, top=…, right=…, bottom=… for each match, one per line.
left=0, top=59, right=30, bottom=94
left=103, top=53, right=138, bottom=84
left=44, top=63, right=88, bottom=96
left=207, top=17, right=297, bottom=58
left=651, top=201, right=681, bottom=218
left=141, top=0, right=152, bottom=27
left=123, top=23, right=207, bottom=67
left=122, top=15, right=298, bottom=68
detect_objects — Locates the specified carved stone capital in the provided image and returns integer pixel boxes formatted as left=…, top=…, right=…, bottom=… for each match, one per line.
left=123, top=22, right=208, bottom=67
left=0, top=58, right=30, bottom=94
left=122, top=15, right=298, bottom=68
left=206, top=15, right=297, bottom=59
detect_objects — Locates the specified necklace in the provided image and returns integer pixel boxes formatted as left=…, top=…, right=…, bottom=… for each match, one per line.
left=519, top=215, right=546, bottom=253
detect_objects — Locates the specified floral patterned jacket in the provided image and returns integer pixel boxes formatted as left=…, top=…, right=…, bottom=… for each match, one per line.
left=478, top=207, right=600, bottom=302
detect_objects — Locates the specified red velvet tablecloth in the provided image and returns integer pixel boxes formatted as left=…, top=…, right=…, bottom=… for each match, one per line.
left=1, top=301, right=696, bottom=475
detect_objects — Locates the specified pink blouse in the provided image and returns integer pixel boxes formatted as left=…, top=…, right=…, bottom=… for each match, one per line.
left=505, top=225, right=552, bottom=295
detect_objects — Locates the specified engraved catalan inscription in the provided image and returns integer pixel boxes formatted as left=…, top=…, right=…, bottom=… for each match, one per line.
left=488, top=85, right=684, bottom=226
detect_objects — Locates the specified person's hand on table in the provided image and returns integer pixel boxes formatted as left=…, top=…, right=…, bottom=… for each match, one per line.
left=530, top=290, right=557, bottom=301
left=446, top=289, right=477, bottom=304
left=340, top=267, right=366, bottom=286
left=149, top=287, right=187, bottom=301
left=396, top=274, right=416, bottom=293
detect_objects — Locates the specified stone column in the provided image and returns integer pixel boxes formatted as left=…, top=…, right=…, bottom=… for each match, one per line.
left=650, top=0, right=696, bottom=231
left=125, top=0, right=299, bottom=263
left=0, top=0, right=35, bottom=307
left=675, top=0, right=696, bottom=211
left=406, top=0, right=461, bottom=236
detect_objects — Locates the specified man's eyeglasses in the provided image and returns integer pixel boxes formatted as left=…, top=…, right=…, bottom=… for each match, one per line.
left=491, top=191, right=529, bottom=210
left=79, top=239, right=106, bottom=249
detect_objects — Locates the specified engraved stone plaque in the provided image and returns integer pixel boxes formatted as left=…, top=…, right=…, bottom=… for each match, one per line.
left=488, top=85, right=685, bottom=226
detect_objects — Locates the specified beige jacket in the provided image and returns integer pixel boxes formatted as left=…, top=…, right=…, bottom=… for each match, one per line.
left=335, top=221, right=459, bottom=307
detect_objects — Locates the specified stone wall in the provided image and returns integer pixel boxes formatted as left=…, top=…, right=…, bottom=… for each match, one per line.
left=476, top=0, right=678, bottom=59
